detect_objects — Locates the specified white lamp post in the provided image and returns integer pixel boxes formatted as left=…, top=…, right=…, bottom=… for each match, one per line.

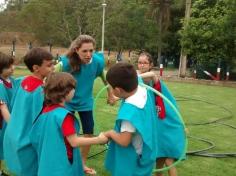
left=101, top=0, right=107, bottom=53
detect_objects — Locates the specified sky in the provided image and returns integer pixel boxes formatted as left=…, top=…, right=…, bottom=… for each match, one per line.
left=0, top=0, right=6, bottom=11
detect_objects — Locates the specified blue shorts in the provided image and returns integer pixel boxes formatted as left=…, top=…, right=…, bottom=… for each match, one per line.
left=77, top=111, right=94, bottom=134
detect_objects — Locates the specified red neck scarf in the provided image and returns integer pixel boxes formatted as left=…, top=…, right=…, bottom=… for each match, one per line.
left=0, top=77, right=12, bottom=88
left=153, top=81, right=166, bottom=119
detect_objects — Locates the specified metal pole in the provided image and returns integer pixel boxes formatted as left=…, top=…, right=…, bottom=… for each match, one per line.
left=216, top=59, right=221, bottom=81
left=101, top=0, right=107, bottom=53
left=12, top=38, right=16, bottom=57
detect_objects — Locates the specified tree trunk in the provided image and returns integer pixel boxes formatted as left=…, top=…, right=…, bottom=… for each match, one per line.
left=178, top=0, right=191, bottom=77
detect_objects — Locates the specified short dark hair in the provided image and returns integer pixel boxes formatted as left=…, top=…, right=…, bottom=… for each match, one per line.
left=44, top=72, right=76, bottom=105
left=23, top=48, right=53, bottom=72
left=0, top=52, right=14, bottom=74
left=106, top=62, right=138, bottom=92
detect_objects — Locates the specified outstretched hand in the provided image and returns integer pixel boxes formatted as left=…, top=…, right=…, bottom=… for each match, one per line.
left=98, top=132, right=109, bottom=144
left=103, top=130, right=115, bottom=139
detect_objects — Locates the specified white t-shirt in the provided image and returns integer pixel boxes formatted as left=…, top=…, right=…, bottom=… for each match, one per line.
left=120, top=85, right=147, bottom=155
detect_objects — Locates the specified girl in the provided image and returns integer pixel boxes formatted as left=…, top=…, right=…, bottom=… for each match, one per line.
left=137, top=52, right=186, bottom=176
left=0, top=52, right=15, bottom=176
left=29, top=72, right=108, bottom=176
left=55, top=34, right=115, bottom=175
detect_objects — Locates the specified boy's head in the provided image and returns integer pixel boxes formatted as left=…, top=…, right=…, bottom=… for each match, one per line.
left=44, top=72, right=76, bottom=105
left=24, top=48, right=54, bottom=77
left=106, top=63, right=138, bottom=98
left=0, top=52, right=14, bottom=78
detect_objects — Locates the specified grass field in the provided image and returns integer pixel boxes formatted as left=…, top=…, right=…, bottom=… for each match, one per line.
left=5, top=68, right=236, bottom=176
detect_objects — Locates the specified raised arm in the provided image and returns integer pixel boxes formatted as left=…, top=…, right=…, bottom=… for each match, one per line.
left=139, top=71, right=159, bottom=84
left=99, top=71, right=117, bottom=105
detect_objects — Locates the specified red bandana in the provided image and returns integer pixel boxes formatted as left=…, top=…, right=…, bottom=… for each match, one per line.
left=153, top=81, right=166, bottom=119
left=0, top=77, right=12, bottom=88
left=21, top=76, right=43, bottom=92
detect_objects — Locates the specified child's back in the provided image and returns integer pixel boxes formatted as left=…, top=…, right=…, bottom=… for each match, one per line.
left=154, top=80, right=185, bottom=160
left=29, top=72, right=107, bottom=176
left=104, top=63, right=158, bottom=176
left=106, top=88, right=158, bottom=176
left=30, top=106, right=84, bottom=176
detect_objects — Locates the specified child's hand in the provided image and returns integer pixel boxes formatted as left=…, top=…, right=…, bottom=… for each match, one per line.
left=98, top=132, right=108, bottom=144
left=0, top=100, right=7, bottom=109
left=185, top=128, right=189, bottom=134
left=0, top=100, right=5, bottom=105
left=107, top=95, right=117, bottom=106
left=104, top=130, right=115, bottom=138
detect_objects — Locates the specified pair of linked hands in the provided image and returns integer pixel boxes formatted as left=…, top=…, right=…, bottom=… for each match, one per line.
left=97, top=130, right=115, bottom=145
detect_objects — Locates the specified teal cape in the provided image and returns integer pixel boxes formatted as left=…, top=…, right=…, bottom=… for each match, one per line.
left=30, top=107, right=84, bottom=176
left=3, top=76, right=44, bottom=176
left=154, top=80, right=186, bottom=160
left=0, top=77, right=15, bottom=159
left=105, top=87, right=158, bottom=176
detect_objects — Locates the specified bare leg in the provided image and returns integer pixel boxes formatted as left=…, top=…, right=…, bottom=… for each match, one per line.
left=155, top=158, right=166, bottom=176
left=165, top=158, right=177, bottom=176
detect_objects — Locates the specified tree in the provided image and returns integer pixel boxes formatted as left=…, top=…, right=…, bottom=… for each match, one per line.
left=180, top=0, right=235, bottom=66
left=178, top=0, right=191, bottom=77
left=137, top=0, right=171, bottom=64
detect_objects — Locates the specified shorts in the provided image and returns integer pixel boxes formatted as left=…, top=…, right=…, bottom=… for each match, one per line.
left=76, top=111, right=94, bottom=134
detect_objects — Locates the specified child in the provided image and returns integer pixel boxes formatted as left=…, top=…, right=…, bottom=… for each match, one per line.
left=29, top=72, right=108, bottom=176
left=104, top=63, right=158, bottom=176
left=137, top=52, right=186, bottom=176
left=0, top=52, right=15, bottom=176
left=55, top=34, right=115, bottom=175
left=3, top=48, right=54, bottom=176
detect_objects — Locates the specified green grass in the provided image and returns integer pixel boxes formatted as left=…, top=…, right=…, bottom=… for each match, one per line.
left=5, top=68, right=236, bottom=175
left=91, top=80, right=236, bottom=176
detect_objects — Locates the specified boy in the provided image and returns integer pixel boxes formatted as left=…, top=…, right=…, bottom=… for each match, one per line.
left=3, top=48, right=54, bottom=176
left=29, top=72, right=108, bottom=176
left=0, top=52, right=15, bottom=176
left=104, top=63, right=158, bottom=176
